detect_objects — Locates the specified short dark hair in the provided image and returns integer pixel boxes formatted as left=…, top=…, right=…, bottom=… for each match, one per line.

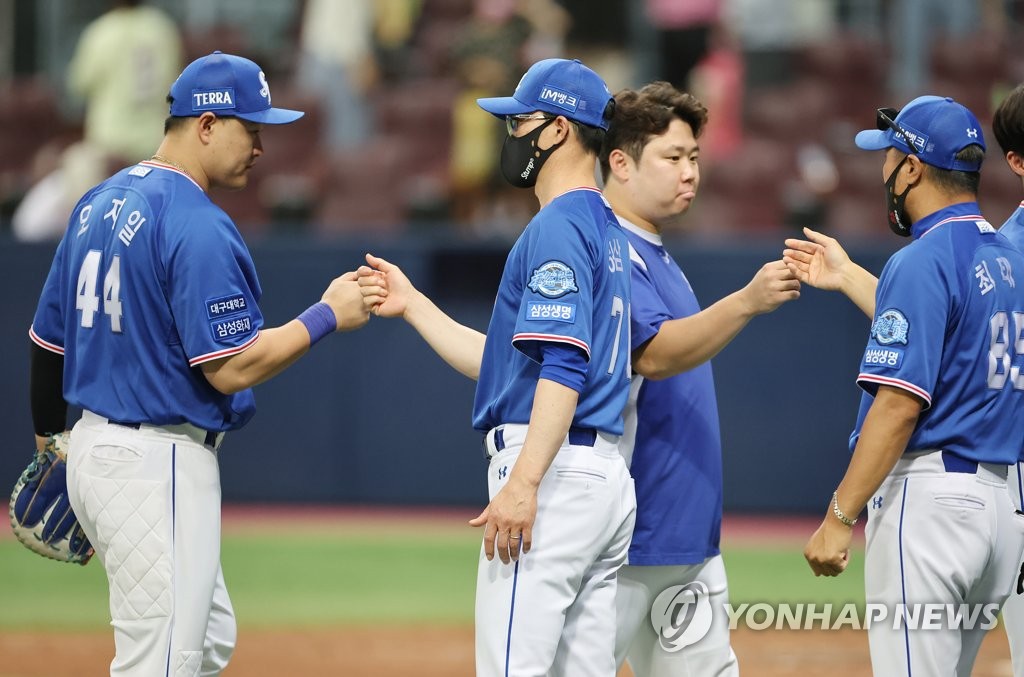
left=163, top=95, right=188, bottom=134
left=925, top=144, right=984, bottom=196
left=599, top=81, right=708, bottom=180
left=569, top=119, right=606, bottom=157
left=993, top=84, right=1024, bottom=156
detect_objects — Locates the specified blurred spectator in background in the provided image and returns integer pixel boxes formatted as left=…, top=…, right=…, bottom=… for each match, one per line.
left=887, top=0, right=986, bottom=97
left=11, top=141, right=111, bottom=242
left=689, top=23, right=744, bottom=164
left=448, top=0, right=569, bottom=235
left=67, top=0, right=183, bottom=163
left=374, top=0, right=425, bottom=82
left=644, top=0, right=721, bottom=90
left=295, top=0, right=378, bottom=151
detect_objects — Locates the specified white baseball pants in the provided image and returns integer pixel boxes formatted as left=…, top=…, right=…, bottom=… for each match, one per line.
left=615, top=556, right=739, bottom=676
left=865, top=450, right=1024, bottom=676
left=67, top=410, right=235, bottom=677
left=1000, top=462, right=1024, bottom=677
left=477, top=424, right=636, bottom=676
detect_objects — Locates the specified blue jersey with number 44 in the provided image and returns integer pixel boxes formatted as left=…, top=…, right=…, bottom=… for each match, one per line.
left=30, top=161, right=264, bottom=432
left=472, top=188, right=631, bottom=434
left=851, top=202, right=1024, bottom=463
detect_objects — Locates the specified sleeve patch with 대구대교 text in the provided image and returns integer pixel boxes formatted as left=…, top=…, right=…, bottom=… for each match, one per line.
left=206, top=294, right=248, bottom=319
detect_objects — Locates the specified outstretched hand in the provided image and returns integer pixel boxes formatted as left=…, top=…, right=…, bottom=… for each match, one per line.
left=321, top=271, right=371, bottom=331
left=783, top=227, right=852, bottom=292
left=356, top=253, right=417, bottom=319
left=741, top=260, right=801, bottom=315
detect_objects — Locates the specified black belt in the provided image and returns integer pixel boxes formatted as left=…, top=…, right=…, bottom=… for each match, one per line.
left=941, top=450, right=978, bottom=474
left=487, top=426, right=597, bottom=455
left=108, top=419, right=220, bottom=448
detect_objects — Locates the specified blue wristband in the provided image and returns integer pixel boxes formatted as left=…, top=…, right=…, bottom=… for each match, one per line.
left=296, top=302, right=337, bottom=346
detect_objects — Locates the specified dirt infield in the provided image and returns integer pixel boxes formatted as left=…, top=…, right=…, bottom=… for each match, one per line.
left=0, top=625, right=1013, bottom=676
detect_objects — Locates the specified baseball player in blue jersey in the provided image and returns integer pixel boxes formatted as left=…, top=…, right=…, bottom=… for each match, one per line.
left=785, top=95, right=1024, bottom=675
left=28, top=51, right=371, bottom=676
left=598, top=81, right=800, bottom=676
left=357, top=58, right=636, bottom=676
left=990, top=83, right=1024, bottom=677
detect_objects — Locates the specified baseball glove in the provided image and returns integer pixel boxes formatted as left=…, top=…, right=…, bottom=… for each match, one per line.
left=9, top=431, right=93, bottom=565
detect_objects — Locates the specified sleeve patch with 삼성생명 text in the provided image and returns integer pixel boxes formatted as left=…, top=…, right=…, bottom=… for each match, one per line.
left=525, top=301, right=576, bottom=323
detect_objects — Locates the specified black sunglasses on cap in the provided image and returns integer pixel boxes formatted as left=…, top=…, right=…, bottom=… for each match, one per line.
left=876, top=107, right=918, bottom=151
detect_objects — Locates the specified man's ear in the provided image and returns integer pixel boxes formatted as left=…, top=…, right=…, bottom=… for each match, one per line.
left=607, top=148, right=632, bottom=181
left=904, top=154, right=926, bottom=185
left=197, top=112, right=218, bottom=144
left=1006, top=150, right=1024, bottom=178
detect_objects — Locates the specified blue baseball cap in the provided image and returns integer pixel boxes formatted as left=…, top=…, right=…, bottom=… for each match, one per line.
left=854, top=95, right=984, bottom=172
left=477, top=58, right=613, bottom=130
left=168, top=51, right=303, bottom=124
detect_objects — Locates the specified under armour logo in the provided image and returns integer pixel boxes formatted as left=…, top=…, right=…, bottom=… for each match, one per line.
left=1017, top=562, right=1024, bottom=594
left=967, top=127, right=979, bottom=138
left=872, top=496, right=883, bottom=509
left=498, top=466, right=508, bottom=480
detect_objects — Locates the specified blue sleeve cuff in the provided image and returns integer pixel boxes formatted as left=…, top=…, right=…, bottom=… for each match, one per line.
left=539, top=343, right=588, bottom=392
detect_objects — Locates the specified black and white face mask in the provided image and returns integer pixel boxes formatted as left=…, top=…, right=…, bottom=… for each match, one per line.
left=884, top=156, right=913, bottom=237
left=500, top=117, right=563, bottom=188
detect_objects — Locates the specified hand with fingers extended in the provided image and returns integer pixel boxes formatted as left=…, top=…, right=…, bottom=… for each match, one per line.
left=356, top=253, right=420, bottom=319
left=739, top=260, right=801, bottom=315
left=321, top=271, right=372, bottom=331
left=804, top=514, right=853, bottom=578
left=782, top=227, right=853, bottom=292
left=470, top=476, right=537, bottom=565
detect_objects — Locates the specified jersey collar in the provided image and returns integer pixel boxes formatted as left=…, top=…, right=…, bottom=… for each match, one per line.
left=615, top=214, right=662, bottom=246
left=138, top=160, right=203, bottom=191
left=553, top=186, right=611, bottom=208
left=911, top=201, right=984, bottom=239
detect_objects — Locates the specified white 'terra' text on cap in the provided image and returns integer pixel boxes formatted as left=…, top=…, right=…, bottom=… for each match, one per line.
left=192, top=89, right=235, bottom=111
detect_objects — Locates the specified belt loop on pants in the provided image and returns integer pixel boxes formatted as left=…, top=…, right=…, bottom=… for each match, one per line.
left=941, top=450, right=979, bottom=474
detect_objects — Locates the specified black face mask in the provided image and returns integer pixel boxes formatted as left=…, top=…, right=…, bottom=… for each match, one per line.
left=500, top=117, right=563, bottom=188
left=885, top=156, right=913, bottom=237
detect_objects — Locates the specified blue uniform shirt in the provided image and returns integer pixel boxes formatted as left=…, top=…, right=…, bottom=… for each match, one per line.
left=472, top=188, right=631, bottom=433
left=999, top=200, right=1024, bottom=251
left=30, top=161, right=264, bottom=432
left=850, top=202, right=1024, bottom=463
left=618, top=218, right=722, bottom=565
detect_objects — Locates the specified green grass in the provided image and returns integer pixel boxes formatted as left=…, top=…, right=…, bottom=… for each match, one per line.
left=725, top=546, right=865, bottom=607
left=0, top=535, right=864, bottom=631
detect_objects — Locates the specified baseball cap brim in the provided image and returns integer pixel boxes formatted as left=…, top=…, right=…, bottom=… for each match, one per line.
left=476, top=95, right=535, bottom=119
left=854, top=129, right=892, bottom=151
left=236, top=107, right=305, bottom=125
